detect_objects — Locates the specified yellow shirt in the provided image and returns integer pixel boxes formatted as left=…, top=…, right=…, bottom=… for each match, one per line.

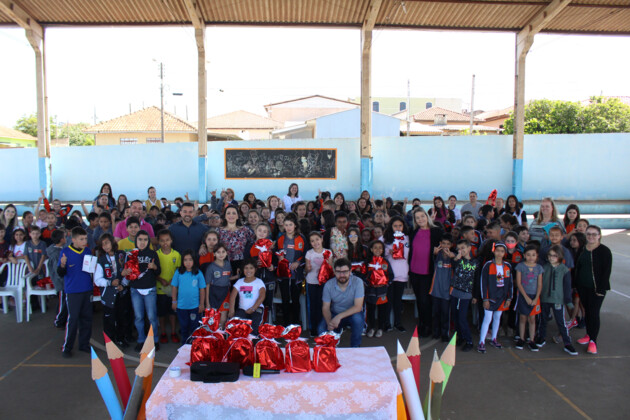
left=157, top=248, right=181, bottom=295
left=117, top=237, right=154, bottom=253
left=145, top=199, right=162, bottom=211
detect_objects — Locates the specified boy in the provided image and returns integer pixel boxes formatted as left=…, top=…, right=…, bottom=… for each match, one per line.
left=21, top=211, right=35, bottom=233
left=540, top=226, right=574, bottom=269
left=430, top=234, right=454, bottom=341
left=57, top=227, right=93, bottom=358
left=47, top=229, right=67, bottom=328
left=460, top=226, right=479, bottom=258
left=24, top=226, right=48, bottom=281
left=117, top=217, right=141, bottom=252
left=156, top=230, right=181, bottom=344
left=41, top=212, right=58, bottom=246
left=450, top=239, right=479, bottom=351
left=514, top=225, right=530, bottom=254
left=93, top=212, right=113, bottom=243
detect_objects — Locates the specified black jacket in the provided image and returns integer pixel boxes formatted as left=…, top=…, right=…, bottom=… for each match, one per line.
left=577, top=244, right=612, bottom=294
left=126, top=248, right=161, bottom=290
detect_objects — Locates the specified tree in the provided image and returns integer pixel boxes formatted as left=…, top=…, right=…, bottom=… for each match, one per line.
left=14, top=113, right=94, bottom=146
left=14, top=113, right=39, bottom=138
left=503, top=97, right=630, bottom=134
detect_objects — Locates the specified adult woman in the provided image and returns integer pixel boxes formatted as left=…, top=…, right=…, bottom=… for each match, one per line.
left=428, top=196, right=453, bottom=227
left=212, top=188, right=238, bottom=211
left=408, top=207, right=443, bottom=337
left=504, top=194, right=527, bottom=226
left=0, top=204, right=18, bottom=242
left=333, top=192, right=348, bottom=213
left=282, top=183, right=302, bottom=212
left=529, top=198, right=565, bottom=246
left=217, top=205, right=254, bottom=274
left=575, top=225, right=612, bottom=355
left=116, top=194, right=129, bottom=214
left=144, top=186, right=162, bottom=212
left=563, top=204, right=581, bottom=234
left=94, top=183, right=116, bottom=209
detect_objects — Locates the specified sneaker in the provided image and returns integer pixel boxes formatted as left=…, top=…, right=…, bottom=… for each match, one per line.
left=394, top=325, right=407, bottom=333
left=577, top=335, right=591, bottom=345
left=528, top=341, right=539, bottom=352
left=159, top=334, right=168, bottom=344
left=366, top=329, right=375, bottom=338
left=462, top=342, right=473, bottom=352
left=477, top=343, right=486, bottom=353
left=566, top=318, right=578, bottom=330
left=564, top=344, right=578, bottom=356
left=489, top=338, right=502, bottom=349
left=134, top=343, right=143, bottom=352
left=375, top=329, right=383, bottom=338
left=171, top=333, right=180, bottom=343
left=587, top=340, right=598, bottom=354
left=534, top=337, right=546, bottom=348
left=62, top=350, right=72, bottom=358
left=515, top=339, right=525, bottom=350
left=513, top=335, right=521, bottom=342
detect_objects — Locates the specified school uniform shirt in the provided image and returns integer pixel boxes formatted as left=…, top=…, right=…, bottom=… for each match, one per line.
left=171, top=270, right=206, bottom=310
left=234, top=278, right=266, bottom=310
left=58, top=246, right=93, bottom=294
left=156, top=249, right=181, bottom=296
left=480, top=261, right=514, bottom=311
left=515, top=263, right=544, bottom=295
left=117, top=237, right=136, bottom=252
left=205, top=261, right=232, bottom=288
left=430, top=253, right=453, bottom=300
left=276, top=234, right=305, bottom=279
left=25, top=240, right=47, bottom=269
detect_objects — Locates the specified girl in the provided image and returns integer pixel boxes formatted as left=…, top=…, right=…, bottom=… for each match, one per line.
left=365, top=240, right=394, bottom=338
left=145, top=187, right=162, bottom=212
left=272, top=209, right=286, bottom=239
left=267, top=195, right=281, bottom=221
left=199, top=230, right=219, bottom=271
left=305, top=231, right=333, bottom=337
left=243, top=192, right=256, bottom=209
left=504, top=195, right=527, bottom=227
left=567, top=231, right=587, bottom=328
left=245, top=222, right=276, bottom=316
left=563, top=204, right=581, bottom=234
left=333, top=192, right=348, bottom=213
left=382, top=216, right=410, bottom=332
left=94, top=234, right=126, bottom=345
left=357, top=197, right=369, bottom=215
left=171, top=249, right=206, bottom=344
left=246, top=209, right=261, bottom=229
left=94, top=183, right=116, bottom=209
left=0, top=204, right=18, bottom=242
left=320, top=210, right=335, bottom=233
left=478, top=242, right=513, bottom=353
left=8, top=228, right=27, bottom=263
left=115, top=194, right=128, bottom=214
left=361, top=228, right=373, bottom=244
left=239, top=202, right=251, bottom=224
left=204, top=244, right=238, bottom=328
left=260, top=207, right=271, bottom=224
left=274, top=213, right=305, bottom=326
left=529, top=198, right=565, bottom=246
left=283, top=183, right=302, bottom=212
left=347, top=200, right=357, bottom=214
left=127, top=230, right=161, bottom=352
left=447, top=195, right=461, bottom=222
left=575, top=219, right=589, bottom=234
left=514, top=245, right=543, bottom=351
left=499, top=214, right=518, bottom=235
left=428, top=196, right=452, bottom=226
left=228, top=259, right=266, bottom=335
left=347, top=226, right=368, bottom=277
left=217, top=205, right=255, bottom=274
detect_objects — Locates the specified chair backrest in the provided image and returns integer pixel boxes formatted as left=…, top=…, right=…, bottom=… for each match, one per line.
left=1, top=262, right=28, bottom=288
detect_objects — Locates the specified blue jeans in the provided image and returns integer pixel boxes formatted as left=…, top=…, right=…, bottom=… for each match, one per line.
left=318, top=311, right=364, bottom=348
left=130, top=287, right=158, bottom=343
left=176, top=308, right=199, bottom=345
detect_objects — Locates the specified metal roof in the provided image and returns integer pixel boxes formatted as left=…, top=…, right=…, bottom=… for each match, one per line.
left=1, top=0, right=629, bottom=35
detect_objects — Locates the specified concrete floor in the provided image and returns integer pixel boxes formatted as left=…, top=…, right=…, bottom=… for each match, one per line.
left=1, top=230, right=629, bottom=420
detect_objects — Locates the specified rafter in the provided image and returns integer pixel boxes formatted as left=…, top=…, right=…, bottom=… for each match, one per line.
left=0, top=0, right=42, bottom=38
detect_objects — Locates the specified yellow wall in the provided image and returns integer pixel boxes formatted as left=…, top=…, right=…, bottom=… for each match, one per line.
left=94, top=132, right=197, bottom=145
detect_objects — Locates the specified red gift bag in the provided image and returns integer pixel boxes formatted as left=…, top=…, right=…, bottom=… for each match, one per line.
left=124, top=249, right=140, bottom=281
left=276, top=251, right=291, bottom=278
left=223, top=318, right=255, bottom=368
left=392, top=232, right=405, bottom=260
left=317, top=250, right=334, bottom=285
left=255, top=324, right=285, bottom=370
left=282, top=325, right=311, bottom=373
left=312, top=332, right=341, bottom=372
left=367, top=256, right=389, bottom=287
left=254, top=239, right=274, bottom=268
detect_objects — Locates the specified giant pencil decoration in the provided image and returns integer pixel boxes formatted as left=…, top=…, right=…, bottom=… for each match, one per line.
left=440, top=333, right=457, bottom=393
left=424, top=350, right=445, bottom=420
left=136, top=326, right=155, bottom=420
left=396, top=341, right=425, bottom=420
left=104, top=333, right=132, bottom=408
left=91, top=347, right=124, bottom=420
left=406, top=327, right=421, bottom=395
left=123, top=348, right=155, bottom=420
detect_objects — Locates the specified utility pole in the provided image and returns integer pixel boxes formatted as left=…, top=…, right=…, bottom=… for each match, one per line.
left=469, top=74, right=475, bottom=134
left=406, top=79, right=411, bottom=136
left=159, top=62, right=165, bottom=143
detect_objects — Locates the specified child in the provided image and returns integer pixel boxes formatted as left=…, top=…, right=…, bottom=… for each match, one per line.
left=245, top=223, right=276, bottom=320
left=171, top=249, right=206, bottom=344
left=156, top=230, right=181, bottom=344
left=57, top=227, right=93, bottom=358
left=365, top=240, right=393, bottom=338
left=382, top=216, right=410, bottom=332
left=118, top=217, right=140, bottom=252
left=450, top=239, right=479, bottom=352
left=93, top=212, right=113, bottom=243
left=93, top=234, right=126, bottom=345
left=228, top=259, right=266, bottom=335
left=24, top=226, right=48, bottom=279
left=125, top=230, right=161, bottom=352
left=460, top=226, right=479, bottom=258
left=504, top=232, right=523, bottom=266
left=8, top=228, right=27, bottom=263
left=478, top=242, right=513, bottom=353
left=538, top=245, right=578, bottom=355
left=205, top=244, right=238, bottom=328
left=46, top=229, right=67, bottom=328
left=514, top=225, right=530, bottom=254
left=430, top=234, right=454, bottom=341
left=514, top=245, right=544, bottom=351
left=35, top=209, right=48, bottom=229
left=274, top=213, right=305, bottom=326
left=21, top=211, right=35, bottom=233
left=199, top=230, right=219, bottom=271
left=305, top=231, right=333, bottom=337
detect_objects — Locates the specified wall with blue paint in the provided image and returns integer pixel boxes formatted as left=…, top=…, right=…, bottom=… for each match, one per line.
left=0, top=148, right=40, bottom=201
left=315, top=108, right=400, bottom=139
left=207, top=138, right=360, bottom=201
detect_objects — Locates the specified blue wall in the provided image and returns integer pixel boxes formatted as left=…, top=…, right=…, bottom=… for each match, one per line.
left=0, top=148, right=40, bottom=201
left=316, top=108, right=400, bottom=139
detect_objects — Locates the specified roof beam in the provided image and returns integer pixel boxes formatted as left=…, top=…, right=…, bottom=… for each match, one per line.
left=519, top=0, right=572, bottom=41
left=0, top=0, right=43, bottom=38
left=362, top=0, right=383, bottom=32
left=182, top=0, right=205, bottom=30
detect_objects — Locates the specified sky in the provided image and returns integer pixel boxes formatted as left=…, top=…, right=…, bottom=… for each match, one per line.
left=0, top=25, right=629, bottom=127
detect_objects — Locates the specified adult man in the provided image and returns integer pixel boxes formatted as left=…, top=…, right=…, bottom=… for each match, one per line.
left=114, top=200, right=155, bottom=240
left=318, top=258, right=365, bottom=348
left=168, top=202, right=209, bottom=253
left=460, top=191, right=483, bottom=219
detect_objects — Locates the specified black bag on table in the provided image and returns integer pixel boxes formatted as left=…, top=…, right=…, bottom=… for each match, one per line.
left=190, top=361, right=240, bottom=383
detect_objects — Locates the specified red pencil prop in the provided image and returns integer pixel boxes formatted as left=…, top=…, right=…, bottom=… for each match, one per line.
left=104, top=333, right=132, bottom=408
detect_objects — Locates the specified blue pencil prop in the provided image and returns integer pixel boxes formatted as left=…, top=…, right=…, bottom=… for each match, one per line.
left=91, top=347, right=124, bottom=420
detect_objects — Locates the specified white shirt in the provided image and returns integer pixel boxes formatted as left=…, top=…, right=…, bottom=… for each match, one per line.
left=234, top=278, right=266, bottom=310
left=282, top=195, right=302, bottom=212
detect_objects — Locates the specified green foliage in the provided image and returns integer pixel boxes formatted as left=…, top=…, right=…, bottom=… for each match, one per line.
left=13, top=113, right=94, bottom=146
left=14, top=113, right=40, bottom=138
left=503, top=97, right=630, bottom=135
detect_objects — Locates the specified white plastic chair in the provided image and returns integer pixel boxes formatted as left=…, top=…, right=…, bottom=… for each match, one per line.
left=0, top=262, right=28, bottom=323
left=25, top=264, right=58, bottom=322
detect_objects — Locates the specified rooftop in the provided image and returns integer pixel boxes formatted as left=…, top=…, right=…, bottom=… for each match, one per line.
left=412, top=106, right=484, bottom=123
left=204, top=110, right=284, bottom=129
left=84, top=107, right=196, bottom=133
left=0, top=125, right=37, bottom=140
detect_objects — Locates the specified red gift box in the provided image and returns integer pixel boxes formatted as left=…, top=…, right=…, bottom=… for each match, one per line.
left=312, top=331, right=341, bottom=372
left=255, top=324, right=285, bottom=370
left=282, top=325, right=311, bottom=373
left=254, top=239, right=274, bottom=268
left=367, top=256, right=389, bottom=287
left=392, top=232, right=405, bottom=260
left=317, top=250, right=334, bottom=286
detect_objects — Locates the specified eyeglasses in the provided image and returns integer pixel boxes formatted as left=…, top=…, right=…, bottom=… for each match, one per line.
left=335, top=269, right=350, bottom=274
left=548, top=253, right=558, bottom=258
left=348, top=234, right=358, bottom=238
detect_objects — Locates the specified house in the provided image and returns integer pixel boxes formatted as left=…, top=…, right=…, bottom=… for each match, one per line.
left=203, top=110, right=283, bottom=140
left=264, top=95, right=358, bottom=124
left=271, top=108, right=400, bottom=139
left=84, top=106, right=197, bottom=145
left=476, top=106, right=513, bottom=130
left=351, top=97, right=463, bottom=116
left=0, top=125, right=37, bottom=148
left=412, top=106, right=484, bottom=126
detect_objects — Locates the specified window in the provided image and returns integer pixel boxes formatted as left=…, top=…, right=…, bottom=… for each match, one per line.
left=146, top=137, right=163, bottom=143
left=120, top=138, right=137, bottom=145
left=425, top=102, right=433, bottom=109
left=372, top=101, right=379, bottom=112
left=399, top=102, right=406, bottom=111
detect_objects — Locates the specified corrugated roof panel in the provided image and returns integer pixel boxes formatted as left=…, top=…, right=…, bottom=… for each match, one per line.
left=548, top=7, right=630, bottom=32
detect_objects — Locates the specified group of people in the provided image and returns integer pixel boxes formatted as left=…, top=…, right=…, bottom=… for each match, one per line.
left=0, top=183, right=612, bottom=357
